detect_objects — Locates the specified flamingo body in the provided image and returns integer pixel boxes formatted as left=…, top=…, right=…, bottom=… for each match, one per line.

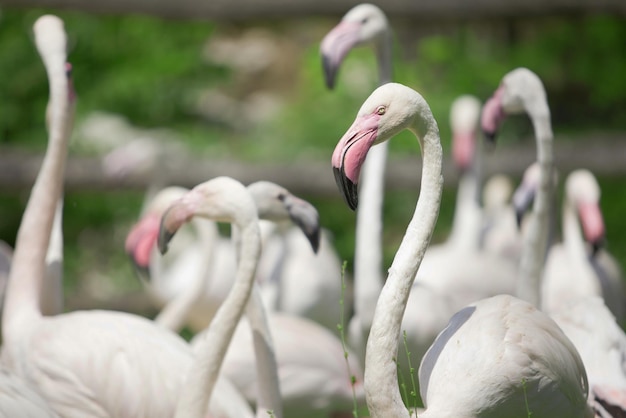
left=419, top=294, right=592, bottom=418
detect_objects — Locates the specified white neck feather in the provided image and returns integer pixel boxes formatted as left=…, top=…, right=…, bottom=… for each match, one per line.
left=364, top=115, right=443, bottom=418
left=175, top=221, right=261, bottom=417
left=516, top=107, right=554, bottom=307
left=3, top=21, right=70, bottom=343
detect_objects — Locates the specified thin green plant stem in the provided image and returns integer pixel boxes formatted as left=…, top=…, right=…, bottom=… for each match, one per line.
left=337, top=260, right=359, bottom=418
left=522, top=378, right=532, bottom=417
left=396, top=356, right=411, bottom=413
left=402, top=330, right=419, bottom=416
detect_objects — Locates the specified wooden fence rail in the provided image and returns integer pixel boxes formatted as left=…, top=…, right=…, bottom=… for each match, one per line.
left=1, top=135, right=625, bottom=196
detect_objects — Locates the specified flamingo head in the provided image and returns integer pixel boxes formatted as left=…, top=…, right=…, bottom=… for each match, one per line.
left=481, top=67, right=547, bottom=143
left=158, top=177, right=256, bottom=254
left=248, top=181, right=321, bottom=253
left=320, top=3, right=389, bottom=89
left=332, top=82, right=422, bottom=210
left=450, top=95, right=481, bottom=172
left=566, top=169, right=605, bottom=254
left=125, top=186, right=188, bottom=279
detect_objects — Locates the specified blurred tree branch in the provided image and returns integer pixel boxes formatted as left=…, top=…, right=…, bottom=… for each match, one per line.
left=1, top=0, right=624, bottom=20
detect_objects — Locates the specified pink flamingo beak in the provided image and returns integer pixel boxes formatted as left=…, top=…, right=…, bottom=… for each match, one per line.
left=125, top=213, right=160, bottom=278
left=578, top=202, right=606, bottom=254
left=320, top=20, right=361, bottom=90
left=157, top=191, right=203, bottom=254
left=481, top=85, right=506, bottom=144
left=452, top=130, right=476, bottom=172
left=331, top=112, right=381, bottom=210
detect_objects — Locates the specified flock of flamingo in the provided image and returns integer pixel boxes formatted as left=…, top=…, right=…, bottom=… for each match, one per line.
left=0, top=4, right=625, bottom=418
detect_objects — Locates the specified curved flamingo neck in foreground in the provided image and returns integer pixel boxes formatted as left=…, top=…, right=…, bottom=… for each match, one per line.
left=516, top=108, right=553, bottom=307
left=3, top=18, right=70, bottom=343
left=175, top=220, right=261, bottom=418
left=364, top=116, right=443, bottom=418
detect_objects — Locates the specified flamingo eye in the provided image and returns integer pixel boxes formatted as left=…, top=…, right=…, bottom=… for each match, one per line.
left=375, top=106, right=386, bottom=115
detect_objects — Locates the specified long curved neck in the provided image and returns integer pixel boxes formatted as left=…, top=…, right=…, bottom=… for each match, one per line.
left=516, top=107, right=553, bottom=307
left=364, top=119, right=443, bottom=418
left=175, top=220, right=261, bottom=418
left=41, top=198, right=65, bottom=316
left=244, top=284, right=283, bottom=418
left=351, top=28, right=393, bottom=356
left=562, top=200, right=596, bottom=283
left=448, top=161, right=482, bottom=249
left=3, top=50, right=69, bottom=342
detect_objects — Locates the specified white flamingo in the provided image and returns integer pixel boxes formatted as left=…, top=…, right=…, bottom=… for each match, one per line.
left=541, top=169, right=625, bottom=321
left=158, top=177, right=283, bottom=418
left=551, top=297, right=626, bottom=417
left=125, top=181, right=323, bottom=332
left=196, top=183, right=364, bottom=418
left=1, top=15, right=255, bottom=418
left=321, top=3, right=392, bottom=364
left=331, top=82, right=592, bottom=417
left=0, top=247, right=58, bottom=417
left=133, top=182, right=364, bottom=418
left=446, top=94, right=484, bottom=249
left=481, top=67, right=557, bottom=308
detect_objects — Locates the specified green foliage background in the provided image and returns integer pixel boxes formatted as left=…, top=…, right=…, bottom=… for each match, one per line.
left=0, top=8, right=625, bottom=301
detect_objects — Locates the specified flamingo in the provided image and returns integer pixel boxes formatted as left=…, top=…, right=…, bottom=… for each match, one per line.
left=131, top=181, right=364, bottom=418
left=541, top=169, right=625, bottom=321
left=0, top=241, right=59, bottom=417
left=158, top=177, right=283, bottom=418
left=321, top=3, right=392, bottom=364
left=446, top=94, right=484, bottom=249
left=125, top=181, right=323, bottom=333
left=191, top=182, right=364, bottom=418
left=551, top=297, right=626, bottom=416
left=481, top=67, right=557, bottom=308
left=331, top=82, right=592, bottom=417
left=1, top=15, right=255, bottom=418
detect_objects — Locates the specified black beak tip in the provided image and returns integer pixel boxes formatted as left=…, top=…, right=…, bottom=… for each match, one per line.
left=591, top=238, right=604, bottom=257
left=157, top=214, right=176, bottom=255
left=333, top=166, right=358, bottom=211
left=308, top=228, right=321, bottom=254
left=322, top=55, right=337, bottom=90
left=482, top=129, right=498, bottom=149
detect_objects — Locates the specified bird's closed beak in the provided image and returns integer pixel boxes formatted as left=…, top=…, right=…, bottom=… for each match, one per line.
left=157, top=193, right=199, bottom=254
left=331, top=112, right=381, bottom=210
left=452, top=130, right=476, bottom=172
left=481, top=85, right=506, bottom=145
left=578, top=202, right=605, bottom=255
left=320, top=20, right=361, bottom=90
left=125, top=214, right=160, bottom=280
left=282, top=194, right=321, bottom=253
